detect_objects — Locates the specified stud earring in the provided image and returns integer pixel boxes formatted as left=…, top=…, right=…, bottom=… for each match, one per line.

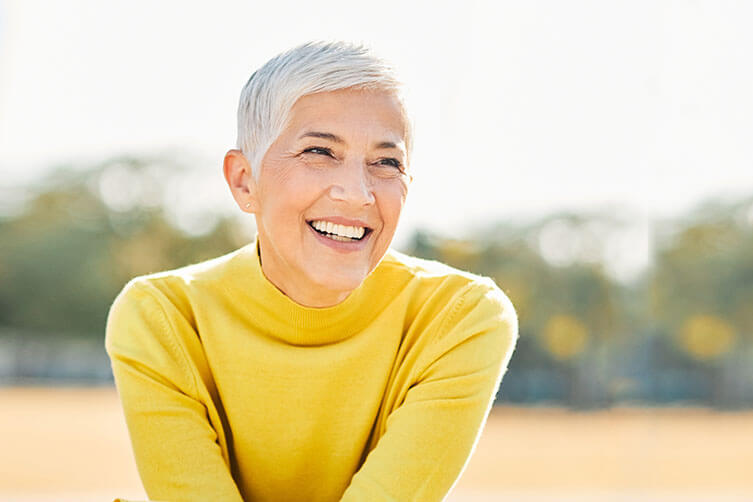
left=244, top=202, right=251, bottom=209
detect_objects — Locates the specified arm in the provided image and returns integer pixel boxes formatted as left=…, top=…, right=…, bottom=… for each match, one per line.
left=339, top=283, right=518, bottom=502
left=105, top=281, right=244, bottom=502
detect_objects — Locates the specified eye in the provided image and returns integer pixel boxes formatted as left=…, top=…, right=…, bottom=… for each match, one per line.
left=369, top=157, right=407, bottom=179
left=376, top=157, right=404, bottom=171
left=302, top=146, right=334, bottom=157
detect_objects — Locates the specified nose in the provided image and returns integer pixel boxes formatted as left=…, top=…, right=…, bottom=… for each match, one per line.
left=328, top=160, right=376, bottom=206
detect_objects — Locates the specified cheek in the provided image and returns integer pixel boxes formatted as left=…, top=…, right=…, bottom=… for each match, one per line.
left=377, top=182, right=408, bottom=227
left=261, top=164, right=322, bottom=216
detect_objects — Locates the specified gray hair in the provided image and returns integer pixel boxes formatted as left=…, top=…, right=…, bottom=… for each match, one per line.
left=236, top=41, right=410, bottom=178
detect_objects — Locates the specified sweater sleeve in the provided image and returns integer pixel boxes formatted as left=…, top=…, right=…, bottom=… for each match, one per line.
left=339, top=281, right=518, bottom=502
left=105, top=280, right=244, bottom=502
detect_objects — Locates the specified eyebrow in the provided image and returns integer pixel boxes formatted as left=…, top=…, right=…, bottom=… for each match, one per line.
left=299, top=131, right=404, bottom=152
left=299, top=131, right=344, bottom=143
left=375, top=141, right=399, bottom=150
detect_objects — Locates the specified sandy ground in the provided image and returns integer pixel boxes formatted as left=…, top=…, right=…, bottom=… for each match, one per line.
left=1, top=387, right=751, bottom=501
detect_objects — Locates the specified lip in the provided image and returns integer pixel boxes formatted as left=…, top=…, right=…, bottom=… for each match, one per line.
left=306, top=220, right=373, bottom=253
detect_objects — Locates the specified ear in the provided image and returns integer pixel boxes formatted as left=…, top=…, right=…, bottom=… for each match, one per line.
left=223, top=149, right=258, bottom=213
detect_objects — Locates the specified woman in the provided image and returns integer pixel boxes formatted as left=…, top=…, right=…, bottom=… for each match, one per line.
left=106, top=41, right=518, bottom=502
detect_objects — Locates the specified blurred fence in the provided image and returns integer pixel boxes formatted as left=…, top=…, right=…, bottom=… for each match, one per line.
left=0, top=330, right=111, bottom=384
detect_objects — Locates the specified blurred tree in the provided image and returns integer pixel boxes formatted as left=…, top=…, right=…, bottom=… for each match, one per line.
left=651, top=198, right=753, bottom=407
left=0, top=157, right=252, bottom=338
left=652, top=199, right=753, bottom=348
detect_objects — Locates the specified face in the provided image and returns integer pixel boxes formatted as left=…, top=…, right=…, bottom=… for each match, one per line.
left=227, top=88, right=410, bottom=307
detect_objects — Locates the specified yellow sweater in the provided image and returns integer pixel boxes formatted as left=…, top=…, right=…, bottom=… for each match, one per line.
left=105, top=239, right=518, bottom=502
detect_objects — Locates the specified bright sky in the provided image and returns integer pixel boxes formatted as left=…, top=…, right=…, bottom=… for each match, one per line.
left=1, top=0, right=752, bottom=274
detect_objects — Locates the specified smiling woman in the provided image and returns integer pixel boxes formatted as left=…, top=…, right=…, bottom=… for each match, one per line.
left=105, top=41, right=518, bottom=502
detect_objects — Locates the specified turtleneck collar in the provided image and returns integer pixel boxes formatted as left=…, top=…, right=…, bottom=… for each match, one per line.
left=226, top=236, right=399, bottom=346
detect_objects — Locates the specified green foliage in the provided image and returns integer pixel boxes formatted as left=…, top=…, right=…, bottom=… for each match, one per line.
left=651, top=199, right=753, bottom=356
left=0, top=158, right=251, bottom=336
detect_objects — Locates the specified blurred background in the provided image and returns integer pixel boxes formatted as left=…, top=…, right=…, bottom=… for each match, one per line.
left=1, top=1, right=752, bottom=501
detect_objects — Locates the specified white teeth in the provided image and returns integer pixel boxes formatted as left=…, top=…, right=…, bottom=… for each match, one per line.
left=310, top=220, right=366, bottom=240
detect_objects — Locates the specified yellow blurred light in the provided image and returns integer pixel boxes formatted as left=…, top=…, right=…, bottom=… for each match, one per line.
left=542, top=315, right=589, bottom=360
left=678, top=315, right=736, bottom=360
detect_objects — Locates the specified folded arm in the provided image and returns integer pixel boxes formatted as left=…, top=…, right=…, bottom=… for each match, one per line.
left=340, top=283, right=519, bottom=502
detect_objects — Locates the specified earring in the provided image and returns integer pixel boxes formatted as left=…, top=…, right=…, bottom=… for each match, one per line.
left=244, top=202, right=251, bottom=209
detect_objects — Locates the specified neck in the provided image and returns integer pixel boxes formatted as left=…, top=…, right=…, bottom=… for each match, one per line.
left=257, top=241, right=351, bottom=308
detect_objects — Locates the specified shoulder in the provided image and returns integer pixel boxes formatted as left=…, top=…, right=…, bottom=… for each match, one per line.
left=104, top=252, right=247, bottom=397
left=112, top=245, right=249, bottom=309
left=105, top=245, right=251, bottom=359
left=380, top=248, right=515, bottom=314
left=380, top=247, right=481, bottom=281
left=107, top=245, right=252, bottom=344
left=127, top=245, right=248, bottom=293
left=380, top=250, right=518, bottom=378
left=379, top=248, right=518, bottom=340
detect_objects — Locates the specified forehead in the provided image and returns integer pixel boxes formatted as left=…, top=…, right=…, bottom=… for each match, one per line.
left=285, top=88, right=408, bottom=144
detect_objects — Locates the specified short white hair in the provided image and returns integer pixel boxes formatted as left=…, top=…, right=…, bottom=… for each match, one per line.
left=236, top=41, right=411, bottom=178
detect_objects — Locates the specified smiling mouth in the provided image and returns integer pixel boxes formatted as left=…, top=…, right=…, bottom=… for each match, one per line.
left=307, top=220, right=372, bottom=242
